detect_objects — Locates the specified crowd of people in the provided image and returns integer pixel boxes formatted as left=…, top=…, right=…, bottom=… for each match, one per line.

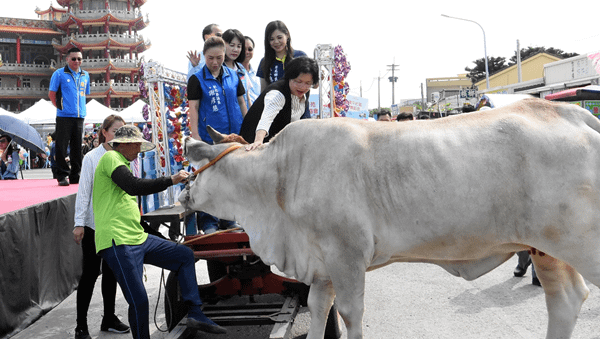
left=7, top=18, right=538, bottom=339
left=186, top=20, right=317, bottom=234
left=38, top=19, right=322, bottom=339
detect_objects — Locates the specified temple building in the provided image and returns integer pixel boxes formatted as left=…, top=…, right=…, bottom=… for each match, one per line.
left=0, top=0, right=149, bottom=111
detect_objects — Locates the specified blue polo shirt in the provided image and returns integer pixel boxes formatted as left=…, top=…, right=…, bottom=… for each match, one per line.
left=49, top=65, right=90, bottom=118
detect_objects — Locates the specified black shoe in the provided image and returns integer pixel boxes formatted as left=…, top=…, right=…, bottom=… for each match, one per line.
left=58, top=178, right=69, bottom=186
left=74, top=327, right=91, bottom=339
left=187, top=317, right=227, bottom=334
left=532, top=276, right=542, bottom=287
left=100, top=315, right=130, bottom=333
left=513, top=265, right=528, bottom=277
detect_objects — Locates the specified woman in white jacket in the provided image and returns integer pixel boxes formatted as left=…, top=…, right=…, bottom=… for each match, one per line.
left=72, top=114, right=129, bottom=339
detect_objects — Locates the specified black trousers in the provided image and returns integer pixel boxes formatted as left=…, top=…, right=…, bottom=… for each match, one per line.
left=55, top=116, right=84, bottom=182
left=76, top=226, right=118, bottom=328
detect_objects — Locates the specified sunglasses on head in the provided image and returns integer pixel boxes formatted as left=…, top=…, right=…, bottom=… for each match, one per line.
left=71, top=57, right=82, bottom=61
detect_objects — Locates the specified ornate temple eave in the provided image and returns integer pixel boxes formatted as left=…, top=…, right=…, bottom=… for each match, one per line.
left=53, top=37, right=150, bottom=54
left=56, top=0, right=147, bottom=8
left=35, top=6, right=67, bottom=16
left=54, top=13, right=147, bottom=32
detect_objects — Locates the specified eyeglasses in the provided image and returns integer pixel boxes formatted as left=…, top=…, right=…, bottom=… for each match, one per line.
left=0, top=139, right=8, bottom=144
left=291, top=79, right=312, bottom=89
left=71, top=57, right=82, bottom=62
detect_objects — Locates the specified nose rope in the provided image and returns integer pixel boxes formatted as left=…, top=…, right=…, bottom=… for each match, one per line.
left=192, top=144, right=243, bottom=176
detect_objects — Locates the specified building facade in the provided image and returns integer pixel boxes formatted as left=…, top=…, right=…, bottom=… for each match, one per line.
left=0, top=16, right=63, bottom=111
left=475, top=52, right=561, bottom=94
left=0, top=0, right=149, bottom=112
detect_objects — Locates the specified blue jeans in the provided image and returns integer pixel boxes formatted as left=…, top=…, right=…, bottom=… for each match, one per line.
left=197, top=211, right=236, bottom=233
left=100, top=235, right=203, bottom=339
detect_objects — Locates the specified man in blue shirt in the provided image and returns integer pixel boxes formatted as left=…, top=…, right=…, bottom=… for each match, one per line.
left=186, top=24, right=222, bottom=80
left=49, top=47, right=90, bottom=186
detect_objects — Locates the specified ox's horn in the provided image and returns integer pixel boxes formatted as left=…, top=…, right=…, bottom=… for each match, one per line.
left=207, top=125, right=226, bottom=144
left=206, top=125, right=249, bottom=145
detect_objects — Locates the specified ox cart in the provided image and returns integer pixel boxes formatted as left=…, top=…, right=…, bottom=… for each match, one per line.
left=142, top=205, right=342, bottom=339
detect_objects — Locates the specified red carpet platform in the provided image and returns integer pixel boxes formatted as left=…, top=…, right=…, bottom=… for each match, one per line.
left=0, top=178, right=81, bottom=337
left=0, top=179, right=78, bottom=215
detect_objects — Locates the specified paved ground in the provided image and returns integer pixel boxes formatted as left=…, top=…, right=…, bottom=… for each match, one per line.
left=12, top=169, right=600, bottom=339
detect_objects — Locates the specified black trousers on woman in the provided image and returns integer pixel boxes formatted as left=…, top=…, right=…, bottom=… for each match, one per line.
left=76, top=226, right=118, bottom=329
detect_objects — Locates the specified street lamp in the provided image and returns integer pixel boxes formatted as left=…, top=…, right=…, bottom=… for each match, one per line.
left=441, top=14, right=490, bottom=90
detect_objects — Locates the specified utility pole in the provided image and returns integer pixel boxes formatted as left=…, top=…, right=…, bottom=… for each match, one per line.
left=377, top=72, right=381, bottom=109
left=360, top=80, right=363, bottom=97
left=517, top=39, right=522, bottom=83
left=421, top=83, right=425, bottom=111
left=387, top=59, right=399, bottom=105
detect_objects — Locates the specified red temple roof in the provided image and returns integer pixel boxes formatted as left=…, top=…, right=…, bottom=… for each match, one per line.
left=0, top=25, right=62, bottom=36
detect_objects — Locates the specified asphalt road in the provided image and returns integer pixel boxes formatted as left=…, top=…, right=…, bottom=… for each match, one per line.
left=12, top=250, right=600, bottom=339
left=13, top=169, right=600, bottom=339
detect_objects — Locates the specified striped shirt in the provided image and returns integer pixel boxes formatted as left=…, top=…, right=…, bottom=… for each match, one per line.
left=256, top=90, right=306, bottom=136
left=74, top=145, right=107, bottom=229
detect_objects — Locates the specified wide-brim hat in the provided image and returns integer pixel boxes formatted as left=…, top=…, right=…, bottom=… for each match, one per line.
left=108, top=125, right=155, bottom=152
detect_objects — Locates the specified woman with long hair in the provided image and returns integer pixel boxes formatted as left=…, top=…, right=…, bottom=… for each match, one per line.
left=241, top=56, right=318, bottom=150
left=222, top=29, right=254, bottom=109
left=187, top=36, right=246, bottom=234
left=72, top=114, right=129, bottom=339
left=256, top=20, right=306, bottom=92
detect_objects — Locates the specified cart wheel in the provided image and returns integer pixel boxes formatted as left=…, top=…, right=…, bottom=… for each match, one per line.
left=324, top=302, right=343, bottom=339
left=164, top=271, right=189, bottom=331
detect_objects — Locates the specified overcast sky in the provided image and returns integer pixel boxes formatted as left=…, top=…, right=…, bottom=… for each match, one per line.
left=7, top=0, right=600, bottom=109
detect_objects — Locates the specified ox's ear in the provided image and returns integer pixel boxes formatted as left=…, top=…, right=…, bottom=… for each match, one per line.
left=183, top=136, right=219, bottom=166
left=207, top=125, right=225, bottom=144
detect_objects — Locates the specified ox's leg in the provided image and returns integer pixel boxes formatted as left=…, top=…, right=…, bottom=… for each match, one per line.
left=306, top=279, right=335, bottom=339
left=530, top=249, right=589, bottom=339
left=324, top=260, right=367, bottom=339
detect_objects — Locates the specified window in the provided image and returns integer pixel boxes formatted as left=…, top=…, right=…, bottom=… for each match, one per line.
left=22, top=78, right=31, bottom=88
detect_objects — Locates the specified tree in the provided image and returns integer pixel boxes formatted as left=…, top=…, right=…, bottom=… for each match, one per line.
left=465, top=56, right=507, bottom=84
left=464, top=46, right=579, bottom=85
left=508, top=46, right=579, bottom=65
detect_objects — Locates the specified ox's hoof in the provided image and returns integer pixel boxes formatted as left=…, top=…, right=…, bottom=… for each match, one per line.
left=532, top=276, right=542, bottom=287
left=513, top=265, right=528, bottom=277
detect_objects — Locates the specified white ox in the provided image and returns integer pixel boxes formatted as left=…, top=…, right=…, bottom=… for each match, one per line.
left=179, top=98, right=600, bottom=339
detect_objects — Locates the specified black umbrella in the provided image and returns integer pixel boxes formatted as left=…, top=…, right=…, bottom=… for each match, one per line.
left=0, top=115, right=44, bottom=153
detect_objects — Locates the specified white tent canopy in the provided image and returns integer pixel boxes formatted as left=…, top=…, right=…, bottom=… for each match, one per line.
left=84, top=99, right=119, bottom=124
left=16, top=99, right=57, bottom=124
left=0, top=107, right=15, bottom=116
left=118, top=99, right=147, bottom=123
left=15, top=98, right=148, bottom=125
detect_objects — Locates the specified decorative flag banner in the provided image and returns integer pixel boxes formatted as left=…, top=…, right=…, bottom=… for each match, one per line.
left=589, top=51, right=600, bottom=75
